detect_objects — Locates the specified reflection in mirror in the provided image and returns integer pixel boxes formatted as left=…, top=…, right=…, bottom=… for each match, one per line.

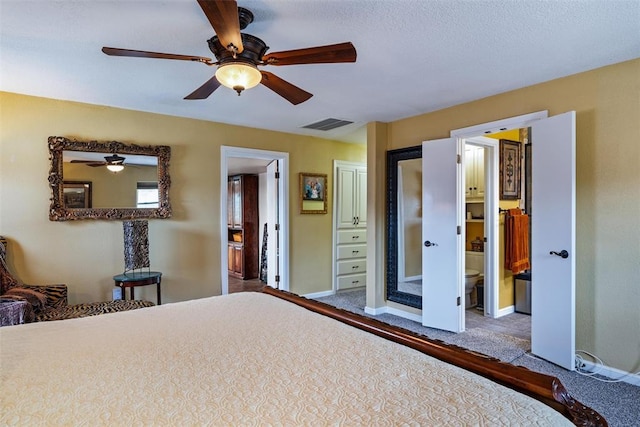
left=386, top=145, right=422, bottom=308
left=396, top=158, right=422, bottom=296
left=49, top=136, right=171, bottom=221
left=63, top=151, right=158, bottom=208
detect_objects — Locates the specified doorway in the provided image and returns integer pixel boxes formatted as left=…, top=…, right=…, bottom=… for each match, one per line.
left=462, top=136, right=499, bottom=319
left=220, top=146, right=289, bottom=295
left=443, top=110, right=576, bottom=370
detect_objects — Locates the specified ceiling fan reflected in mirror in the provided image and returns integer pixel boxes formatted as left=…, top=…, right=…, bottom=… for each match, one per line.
left=71, top=154, right=126, bottom=172
left=101, top=0, right=357, bottom=105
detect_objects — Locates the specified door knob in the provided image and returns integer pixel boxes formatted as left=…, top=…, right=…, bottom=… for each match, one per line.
left=550, top=250, right=569, bottom=259
left=424, top=240, right=438, bottom=247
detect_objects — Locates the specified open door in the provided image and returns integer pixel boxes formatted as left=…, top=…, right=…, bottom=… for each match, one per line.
left=422, top=137, right=463, bottom=332
left=266, top=160, right=280, bottom=288
left=530, top=111, right=576, bottom=370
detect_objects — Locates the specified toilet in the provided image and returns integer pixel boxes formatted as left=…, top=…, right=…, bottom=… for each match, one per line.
left=465, top=269, right=480, bottom=307
left=465, top=251, right=485, bottom=307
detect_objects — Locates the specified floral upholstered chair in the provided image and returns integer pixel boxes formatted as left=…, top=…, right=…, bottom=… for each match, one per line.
left=0, top=237, right=154, bottom=325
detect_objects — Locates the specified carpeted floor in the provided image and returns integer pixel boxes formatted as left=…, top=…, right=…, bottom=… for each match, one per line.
left=316, top=289, right=640, bottom=427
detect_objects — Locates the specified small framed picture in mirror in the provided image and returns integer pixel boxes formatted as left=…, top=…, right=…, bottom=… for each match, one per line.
left=63, top=181, right=92, bottom=209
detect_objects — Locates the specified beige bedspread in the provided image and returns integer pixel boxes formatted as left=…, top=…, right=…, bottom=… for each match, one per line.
left=1, top=292, right=571, bottom=426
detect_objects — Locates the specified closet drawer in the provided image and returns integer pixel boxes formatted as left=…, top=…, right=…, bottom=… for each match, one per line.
left=337, top=229, right=367, bottom=244
left=337, top=259, right=367, bottom=276
left=337, top=273, right=366, bottom=290
left=336, top=244, right=367, bottom=260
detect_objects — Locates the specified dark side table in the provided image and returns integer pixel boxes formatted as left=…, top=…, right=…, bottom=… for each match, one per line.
left=113, top=271, right=162, bottom=305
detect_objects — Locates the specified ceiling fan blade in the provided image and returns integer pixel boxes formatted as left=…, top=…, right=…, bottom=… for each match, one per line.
left=197, top=0, right=244, bottom=54
left=260, top=71, right=312, bottom=105
left=262, top=42, right=357, bottom=66
left=70, top=160, right=106, bottom=167
left=102, top=47, right=214, bottom=64
left=184, top=75, right=222, bottom=100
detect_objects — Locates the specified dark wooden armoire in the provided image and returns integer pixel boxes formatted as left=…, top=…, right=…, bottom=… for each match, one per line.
left=227, top=174, right=259, bottom=279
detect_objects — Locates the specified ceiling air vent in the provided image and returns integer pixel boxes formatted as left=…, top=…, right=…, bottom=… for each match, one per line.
left=302, top=118, right=354, bottom=131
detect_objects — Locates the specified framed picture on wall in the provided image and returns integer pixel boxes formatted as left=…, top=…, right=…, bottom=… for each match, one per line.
left=63, top=181, right=92, bottom=208
left=499, top=139, right=521, bottom=200
left=299, top=173, right=327, bottom=214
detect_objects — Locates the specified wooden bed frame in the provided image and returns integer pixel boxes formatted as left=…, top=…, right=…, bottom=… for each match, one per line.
left=262, top=286, right=606, bottom=427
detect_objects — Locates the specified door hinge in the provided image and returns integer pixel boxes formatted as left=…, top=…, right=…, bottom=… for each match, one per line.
left=275, top=171, right=280, bottom=179
left=275, top=224, right=280, bottom=231
left=457, top=296, right=461, bottom=306
left=457, top=225, right=461, bottom=235
left=275, top=275, right=280, bottom=283
left=456, top=154, right=461, bottom=164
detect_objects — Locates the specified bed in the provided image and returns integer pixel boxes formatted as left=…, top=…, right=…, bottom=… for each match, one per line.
left=1, top=287, right=605, bottom=426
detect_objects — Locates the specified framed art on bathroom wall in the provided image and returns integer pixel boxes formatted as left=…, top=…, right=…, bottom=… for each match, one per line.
left=499, top=139, right=521, bottom=200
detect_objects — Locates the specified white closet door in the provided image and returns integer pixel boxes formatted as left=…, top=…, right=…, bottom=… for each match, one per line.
left=474, top=147, right=485, bottom=198
left=422, top=137, right=463, bottom=332
left=337, top=168, right=356, bottom=228
left=355, top=168, right=367, bottom=226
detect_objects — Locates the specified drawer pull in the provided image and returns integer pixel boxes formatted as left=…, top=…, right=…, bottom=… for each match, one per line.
left=352, top=280, right=359, bottom=284
left=352, top=250, right=359, bottom=254
left=352, top=235, right=359, bottom=239
left=352, top=265, right=359, bottom=269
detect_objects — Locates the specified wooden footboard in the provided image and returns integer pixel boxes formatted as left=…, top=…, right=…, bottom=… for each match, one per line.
left=261, top=286, right=606, bottom=427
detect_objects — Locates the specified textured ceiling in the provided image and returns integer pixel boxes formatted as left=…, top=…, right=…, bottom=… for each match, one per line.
left=1, top=0, right=639, bottom=144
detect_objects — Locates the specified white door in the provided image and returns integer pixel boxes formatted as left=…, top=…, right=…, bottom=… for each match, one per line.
left=266, top=160, right=279, bottom=288
left=422, top=138, right=463, bottom=332
left=337, top=167, right=356, bottom=228
left=464, top=146, right=475, bottom=199
left=531, top=111, right=576, bottom=370
left=355, top=168, right=367, bottom=226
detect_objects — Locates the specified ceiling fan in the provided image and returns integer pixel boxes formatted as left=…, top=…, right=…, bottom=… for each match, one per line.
left=71, top=154, right=127, bottom=172
left=102, top=0, right=357, bottom=105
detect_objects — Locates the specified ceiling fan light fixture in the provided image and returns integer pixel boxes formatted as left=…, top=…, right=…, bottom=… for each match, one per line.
left=106, top=164, right=125, bottom=173
left=215, top=62, right=262, bottom=95
left=105, top=154, right=125, bottom=172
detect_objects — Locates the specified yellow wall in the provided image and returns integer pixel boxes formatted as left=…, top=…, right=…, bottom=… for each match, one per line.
left=485, top=129, right=524, bottom=309
left=0, top=92, right=365, bottom=303
left=376, top=58, right=640, bottom=373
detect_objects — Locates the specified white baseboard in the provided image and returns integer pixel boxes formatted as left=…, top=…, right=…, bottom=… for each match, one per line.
left=496, top=305, right=515, bottom=317
left=580, top=360, right=640, bottom=386
left=365, top=304, right=422, bottom=323
left=364, top=305, right=385, bottom=316
left=386, top=306, right=422, bottom=323
left=303, top=290, right=335, bottom=299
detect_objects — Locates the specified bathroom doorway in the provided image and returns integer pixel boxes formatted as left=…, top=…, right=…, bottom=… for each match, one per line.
left=462, top=133, right=532, bottom=342
left=448, top=111, right=577, bottom=370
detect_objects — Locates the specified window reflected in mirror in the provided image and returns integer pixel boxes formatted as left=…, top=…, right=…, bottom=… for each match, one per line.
left=136, top=182, right=159, bottom=208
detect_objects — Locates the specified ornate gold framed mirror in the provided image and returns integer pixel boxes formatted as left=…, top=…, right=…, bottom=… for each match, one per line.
left=48, top=136, right=171, bottom=221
